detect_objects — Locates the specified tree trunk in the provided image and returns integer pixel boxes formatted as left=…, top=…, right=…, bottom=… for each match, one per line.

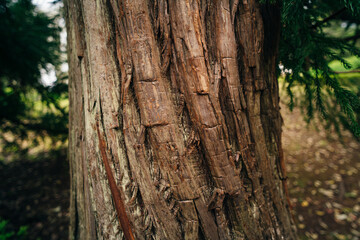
left=65, top=0, right=296, bottom=239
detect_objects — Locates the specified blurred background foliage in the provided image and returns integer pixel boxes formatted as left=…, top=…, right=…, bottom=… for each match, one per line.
left=0, top=0, right=68, bottom=160
left=280, top=0, right=360, bottom=139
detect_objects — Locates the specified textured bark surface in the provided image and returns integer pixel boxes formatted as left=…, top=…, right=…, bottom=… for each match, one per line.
left=65, top=0, right=296, bottom=239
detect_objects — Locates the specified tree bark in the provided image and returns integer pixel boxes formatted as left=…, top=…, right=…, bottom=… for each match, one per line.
left=65, top=0, right=296, bottom=239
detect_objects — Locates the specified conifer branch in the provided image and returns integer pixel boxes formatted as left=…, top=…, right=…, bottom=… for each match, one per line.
left=311, top=7, right=347, bottom=29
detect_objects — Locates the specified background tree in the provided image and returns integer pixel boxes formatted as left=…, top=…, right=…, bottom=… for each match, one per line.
left=0, top=0, right=67, bottom=156
left=65, top=0, right=359, bottom=239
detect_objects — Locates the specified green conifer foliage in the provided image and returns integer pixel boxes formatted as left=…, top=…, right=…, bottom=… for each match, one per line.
left=280, top=0, right=360, bottom=139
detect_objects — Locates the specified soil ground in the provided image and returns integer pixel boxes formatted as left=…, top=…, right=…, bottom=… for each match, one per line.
left=283, top=105, right=360, bottom=240
left=0, top=150, right=69, bottom=240
left=0, top=106, right=359, bottom=240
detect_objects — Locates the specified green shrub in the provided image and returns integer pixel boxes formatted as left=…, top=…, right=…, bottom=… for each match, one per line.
left=0, top=219, right=28, bottom=240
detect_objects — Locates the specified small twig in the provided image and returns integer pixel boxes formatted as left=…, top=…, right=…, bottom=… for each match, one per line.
left=334, top=70, right=360, bottom=74
left=311, top=7, right=346, bottom=29
left=343, top=34, right=360, bottom=42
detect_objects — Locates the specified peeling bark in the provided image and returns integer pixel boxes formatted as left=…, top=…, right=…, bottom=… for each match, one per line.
left=65, top=0, right=297, bottom=239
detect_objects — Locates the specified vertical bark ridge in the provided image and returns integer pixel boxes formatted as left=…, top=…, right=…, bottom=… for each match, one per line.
left=114, top=0, right=222, bottom=238
left=113, top=20, right=160, bottom=240
left=151, top=2, right=233, bottom=239
left=76, top=0, right=137, bottom=238
left=66, top=0, right=97, bottom=238
left=261, top=0, right=295, bottom=231
left=212, top=0, right=268, bottom=238
left=170, top=59, right=223, bottom=240
left=109, top=1, right=185, bottom=238
left=168, top=0, right=241, bottom=195
left=168, top=0, right=253, bottom=238
left=167, top=1, right=236, bottom=238
left=234, top=0, right=296, bottom=238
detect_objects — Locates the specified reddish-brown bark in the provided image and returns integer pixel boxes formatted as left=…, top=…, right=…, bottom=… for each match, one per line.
left=66, top=0, right=297, bottom=239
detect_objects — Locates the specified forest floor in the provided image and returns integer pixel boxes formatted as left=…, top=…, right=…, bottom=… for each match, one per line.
left=0, top=150, right=69, bottom=240
left=282, top=105, right=360, bottom=240
left=0, top=105, right=359, bottom=240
